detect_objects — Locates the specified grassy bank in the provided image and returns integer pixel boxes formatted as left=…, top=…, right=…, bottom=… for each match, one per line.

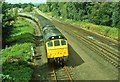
left=65, top=19, right=118, bottom=40
left=46, top=12, right=118, bottom=41
left=2, top=17, right=34, bottom=82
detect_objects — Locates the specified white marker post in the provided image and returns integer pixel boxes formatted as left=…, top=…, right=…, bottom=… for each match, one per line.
left=31, top=46, right=34, bottom=57
left=31, top=46, right=35, bottom=65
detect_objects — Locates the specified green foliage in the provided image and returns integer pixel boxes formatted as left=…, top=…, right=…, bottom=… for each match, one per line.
left=2, top=17, right=34, bottom=81
left=38, top=2, right=119, bottom=40
left=90, top=3, right=113, bottom=26
left=39, top=4, right=50, bottom=12
left=2, top=43, right=32, bottom=63
left=7, top=18, right=34, bottom=44
left=38, top=2, right=120, bottom=28
left=2, top=60, right=32, bottom=82
left=112, top=2, right=120, bottom=28
left=2, top=2, right=35, bottom=81
left=0, top=74, right=13, bottom=81
left=51, top=2, right=61, bottom=17
left=2, top=2, right=18, bottom=48
left=2, top=2, right=34, bottom=48
left=59, top=3, right=67, bottom=19
left=23, top=4, right=33, bottom=12
left=63, top=18, right=118, bottom=40
left=2, top=18, right=34, bottom=62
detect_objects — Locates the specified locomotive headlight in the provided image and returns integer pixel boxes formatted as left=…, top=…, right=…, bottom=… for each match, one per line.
left=59, top=36, right=61, bottom=38
left=52, top=37, right=54, bottom=39
left=64, top=49, right=66, bottom=50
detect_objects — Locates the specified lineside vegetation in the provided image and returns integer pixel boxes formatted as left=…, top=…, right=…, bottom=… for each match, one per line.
left=2, top=2, right=35, bottom=81
left=2, top=18, right=34, bottom=82
left=38, top=2, right=120, bottom=41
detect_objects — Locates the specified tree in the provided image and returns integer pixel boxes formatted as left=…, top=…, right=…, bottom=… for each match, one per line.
left=59, top=3, right=68, bottom=19
left=112, top=2, right=120, bottom=28
left=38, top=2, right=120, bottom=27
left=23, top=3, right=33, bottom=12
left=50, top=2, right=61, bottom=17
left=2, top=2, right=15, bottom=48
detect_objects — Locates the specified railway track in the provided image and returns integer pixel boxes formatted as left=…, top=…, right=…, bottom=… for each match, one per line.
left=74, top=31, right=120, bottom=68
left=79, top=36, right=120, bottom=68
left=63, top=65, right=73, bottom=81
left=51, top=64, right=57, bottom=81
left=51, top=63, right=73, bottom=81
left=56, top=24, right=120, bottom=68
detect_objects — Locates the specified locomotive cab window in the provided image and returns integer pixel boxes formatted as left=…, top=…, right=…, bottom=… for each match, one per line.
left=54, top=40, right=60, bottom=46
left=48, top=41, right=53, bottom=47
left=61, top=39, right=66, bottom=45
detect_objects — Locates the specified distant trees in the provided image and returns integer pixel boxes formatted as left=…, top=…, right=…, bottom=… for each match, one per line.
left=4, top=3, right=34, bottom=12
left=23, top=3, right=34, bottom=12
left=38, top=2, right=120, bottom=28
left=38, top=3, right=51, bottom=13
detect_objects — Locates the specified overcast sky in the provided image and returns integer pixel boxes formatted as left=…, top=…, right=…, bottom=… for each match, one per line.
left=5, top=0, right=46, bottom=4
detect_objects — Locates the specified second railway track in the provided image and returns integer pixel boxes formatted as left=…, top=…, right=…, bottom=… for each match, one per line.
left=55, top=23, right=120, bottom=68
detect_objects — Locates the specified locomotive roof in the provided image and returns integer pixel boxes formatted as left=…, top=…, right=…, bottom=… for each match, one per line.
left=33, top=14, right=65, bottom=42
left=43, top=27, right=64, bottom=42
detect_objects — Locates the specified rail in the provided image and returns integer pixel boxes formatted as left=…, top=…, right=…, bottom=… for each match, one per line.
left=57, top=25, right=120, bottom=68
left=51, top=64, right=73, bottom=81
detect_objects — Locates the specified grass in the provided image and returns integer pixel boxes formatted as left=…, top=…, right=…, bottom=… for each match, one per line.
left=7, top=18, right=34, bottom=44
left=2, top=43, right=32, bottom=63
left=63, top=18, right=118, bottom=41
left=74, top=21, right=118, bottom=40
left=2, top=17, right=34, bottom=82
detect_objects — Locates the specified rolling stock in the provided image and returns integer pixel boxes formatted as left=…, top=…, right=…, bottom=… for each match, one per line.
left=18, top=13, right=69, bottom=63
left=35, top=14, right=69, bottom=63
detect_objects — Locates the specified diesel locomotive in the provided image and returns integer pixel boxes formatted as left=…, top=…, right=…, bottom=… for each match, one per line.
left=18, top=13, right=69, bottom=63
left=36, top=14, right=69, bottom=63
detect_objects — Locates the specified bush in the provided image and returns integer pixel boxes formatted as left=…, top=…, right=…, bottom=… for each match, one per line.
left=2, top=60, right=32, bottom=82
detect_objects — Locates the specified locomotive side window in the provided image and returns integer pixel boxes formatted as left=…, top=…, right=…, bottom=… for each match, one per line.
left=48, top=41, right=53, bottom=47
left=54, top=40, right=60, bottom=46
left=61, top=39, right=66, bottom=45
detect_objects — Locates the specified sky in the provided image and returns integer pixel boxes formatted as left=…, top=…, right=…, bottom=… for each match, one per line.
left=5, top=0, right=46, bottom=4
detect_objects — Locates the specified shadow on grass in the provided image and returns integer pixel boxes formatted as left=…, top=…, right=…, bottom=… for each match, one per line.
left=17, top=24, right=29, bottom=28
left=8, top=33, right=35, bottom=45
left=2, top=25, right=14, bottom=48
